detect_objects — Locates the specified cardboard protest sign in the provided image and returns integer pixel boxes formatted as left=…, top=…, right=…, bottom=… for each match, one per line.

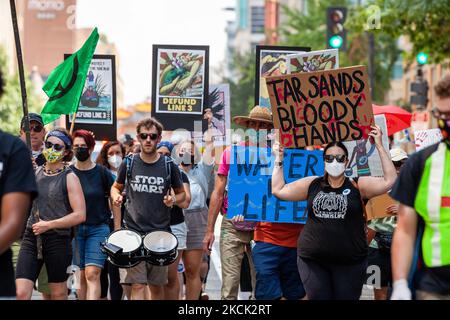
left=204, top=84, right=231, bottom=146
left=151, top=45, right=209, bottom=131
left=415, top=128, right=443, bottom=151
left=255, top=45, right=310, bottom=108
left=66, top=55, right=117, bottom=141
left=365, top=193, right=397, bottom=221
left=228, top=146, right=324, bottom=224
left=343, top=115, right=389, bottom=178
left=287, top=49, right=339, bottom=74
left=266, top=65, right=374, bottom=148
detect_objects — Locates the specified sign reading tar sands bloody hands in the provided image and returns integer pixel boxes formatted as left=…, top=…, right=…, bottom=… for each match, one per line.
left=266, top=65, right=374, bottom=148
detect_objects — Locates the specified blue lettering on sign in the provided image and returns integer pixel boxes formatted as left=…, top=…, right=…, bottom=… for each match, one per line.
left=228, top=146, right=324, bottom=224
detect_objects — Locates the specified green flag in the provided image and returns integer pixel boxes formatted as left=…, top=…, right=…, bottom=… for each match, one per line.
left=41, top=27, right=99, bottom=124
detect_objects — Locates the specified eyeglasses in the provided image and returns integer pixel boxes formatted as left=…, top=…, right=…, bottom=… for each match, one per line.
left=324, top=154, right=347, bottom=163
left=432, top=108, right=450, bottom=120
left=138, top=133, right=159, bottom=141
left=45, top=141, right=65, bottom=151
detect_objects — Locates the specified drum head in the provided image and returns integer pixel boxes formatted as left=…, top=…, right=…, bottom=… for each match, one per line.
left=143, top=231, right=178, bottom=253
left=107, top=230, right=142, bottom=253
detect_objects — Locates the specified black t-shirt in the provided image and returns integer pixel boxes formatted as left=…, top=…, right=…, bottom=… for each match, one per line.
left=298, top=177, right=368, bottom=264
left=0, top=130, right=38, bottom=296
left=70, top=164, right=114, bottom=225
left=390, top=142, right=450, bottom=294
left=116, top=154, right=183, bottom=234
left=170, top=170, right=190, bottom=225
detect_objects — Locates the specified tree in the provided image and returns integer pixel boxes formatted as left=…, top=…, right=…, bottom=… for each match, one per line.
left=278, top=0, right=401, bottom=104
left=221, top=51, right=256, bottom=128
left=350, top=0, right=449, bottom=65
left=0, top=46, right=41, bottom=134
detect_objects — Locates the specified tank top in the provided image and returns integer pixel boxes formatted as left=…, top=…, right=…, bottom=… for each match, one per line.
left=298, top=176, right=368, bottom=264
left=27, top=166, right=73, bottom=236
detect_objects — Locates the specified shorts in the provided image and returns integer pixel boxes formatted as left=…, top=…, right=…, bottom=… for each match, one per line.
left=367, top=247, right=392, bottom=287
left=184, top=207, right=208, bottom=250
left=120, top=262, right=168, bottom=286
left=252, top=241, right=305, bottom=300
left=16, top=228, right=72, bottom=284
left=170, top=222, right=187, bottom=250
left=73, top=223, right=110, bottom=269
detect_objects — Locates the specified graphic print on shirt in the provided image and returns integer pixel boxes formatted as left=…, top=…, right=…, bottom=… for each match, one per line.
left=129, top=175, right=165, bottom=194
left=312, top=191, right=348, bottom=219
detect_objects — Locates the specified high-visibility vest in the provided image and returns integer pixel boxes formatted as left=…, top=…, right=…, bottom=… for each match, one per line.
left=414, top=143, right=450, bottom=268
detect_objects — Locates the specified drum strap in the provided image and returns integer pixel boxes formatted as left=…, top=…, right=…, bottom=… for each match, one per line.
left=164, top=155, right=173, bottom=190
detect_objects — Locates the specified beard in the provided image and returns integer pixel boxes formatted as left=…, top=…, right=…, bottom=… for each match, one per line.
left=141, top=143, right=157, bottom=155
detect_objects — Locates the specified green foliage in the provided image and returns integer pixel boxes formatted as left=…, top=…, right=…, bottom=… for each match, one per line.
left=279, top=0, right=401, bottom=104
left=0, top=46, right=41, bottom=134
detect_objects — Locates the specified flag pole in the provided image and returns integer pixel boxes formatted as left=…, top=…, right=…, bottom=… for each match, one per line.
left=9, top=0, right=31, bottom=150
left=69, top=112, right=77, bottom=135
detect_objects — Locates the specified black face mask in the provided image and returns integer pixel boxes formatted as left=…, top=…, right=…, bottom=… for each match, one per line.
left=179, top=153, right=195, bottom=166
left=75, top=147, right=90, bottom=162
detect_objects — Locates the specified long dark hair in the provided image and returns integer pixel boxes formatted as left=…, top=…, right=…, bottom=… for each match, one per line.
left=321, top=141, right=349, bottom=187
left=96, top=141, right=125, bottom=170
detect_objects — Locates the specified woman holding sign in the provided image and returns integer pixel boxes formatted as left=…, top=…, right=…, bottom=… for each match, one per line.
left=271, top=125, right=396, bottom=300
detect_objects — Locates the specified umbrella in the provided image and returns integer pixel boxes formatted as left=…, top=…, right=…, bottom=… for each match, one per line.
left=372, top=104, right=412, bottom=136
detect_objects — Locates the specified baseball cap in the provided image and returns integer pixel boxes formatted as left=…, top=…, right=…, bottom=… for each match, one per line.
left=21, top=113, right=44, bottom=129
left=390, top=148, right=408, bottom=161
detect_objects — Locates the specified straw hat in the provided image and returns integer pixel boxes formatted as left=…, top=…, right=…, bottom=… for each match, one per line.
left=233, top=106, right=273, bottom=128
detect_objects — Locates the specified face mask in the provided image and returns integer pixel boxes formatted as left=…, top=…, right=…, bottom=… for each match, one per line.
left=75, top=147, right=90, bottom=162
left=108, top=155, right=122, bottom=169
left=325, top=160, right=346, bottom=177
left=438, top=119, right=450, bottom=146
left=43, top=147, right=64, bottom=163
left=178, top=152, right=195, bottom=166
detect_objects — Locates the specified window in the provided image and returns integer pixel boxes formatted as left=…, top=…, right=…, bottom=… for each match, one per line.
left=251, top=6, right=265, bottom=34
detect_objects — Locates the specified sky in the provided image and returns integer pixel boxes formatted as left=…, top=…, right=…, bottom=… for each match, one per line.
left=77, top=0, right=236, bottom=107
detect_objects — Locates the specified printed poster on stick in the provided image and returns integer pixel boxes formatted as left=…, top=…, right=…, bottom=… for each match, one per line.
left=265, top=65, right=374, bottom=148
left=287, top=49, right=339, bottom=74
left=204, top=84, right=231, bottom=146
left=66, top=54, right=117, bottom=141
left=255, top=45, right=310, bottom=109
left=228, top=146, right=324, bottom=224
left=151, top=45, right=209, bottom=131
left=343, top=115, right=389, bottom=178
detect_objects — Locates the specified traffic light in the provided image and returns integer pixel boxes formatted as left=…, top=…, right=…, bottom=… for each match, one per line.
left=410, top=67, right=429, bottom=108
left=327, top=7, right=347, bottom=51
left=416, top=52, right=428, bottom=65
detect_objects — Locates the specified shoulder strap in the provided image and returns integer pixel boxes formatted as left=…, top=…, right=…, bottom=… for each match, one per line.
left=165, top=155, right=173, bottom=190
left=124, top=154, right=135, bottom=186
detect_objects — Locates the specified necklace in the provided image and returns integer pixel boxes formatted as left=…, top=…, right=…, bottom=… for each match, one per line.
left=43, top=164, right=67, bottom=175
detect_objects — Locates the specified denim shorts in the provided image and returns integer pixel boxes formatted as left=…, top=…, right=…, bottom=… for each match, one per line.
left=73, top=223, right=110, bottom=269
left=170, top=222, right=187, bottom=250
left=252, top=241, right=306, bottom=300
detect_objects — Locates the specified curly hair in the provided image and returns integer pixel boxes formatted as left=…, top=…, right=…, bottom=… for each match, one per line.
left=96, top=141, right=125, bottom=170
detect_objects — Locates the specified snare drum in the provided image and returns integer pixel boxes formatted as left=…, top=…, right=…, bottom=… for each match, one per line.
left=103, top=229, right=142, bottom=268
left=142, top=231, right=178, bottom=266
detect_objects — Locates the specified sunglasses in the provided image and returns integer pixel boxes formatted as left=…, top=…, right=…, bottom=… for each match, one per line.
left=138, top=133, right=159, bottom=141
left=393, top=160, right=406, bottom=168
left=432, top=108, right=450, bottom=121
left=324, top=154, right=347, bottom=163
left=30, top=125, right=43, bottom=133
left=45, top=141, right=65, bottom=151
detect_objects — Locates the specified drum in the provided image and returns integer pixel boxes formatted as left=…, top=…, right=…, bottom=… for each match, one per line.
left=142, top=231, right=178, bottom=266
left=102, top=229, right=143, bottom=268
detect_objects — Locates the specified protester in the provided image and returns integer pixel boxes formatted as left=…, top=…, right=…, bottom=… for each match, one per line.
left=157, top=141, right=192, bottom=300
left=15, top=128, right=86, bottom=300
left=203, top=106, right=273, bottom=300
left=119, top=134, right=135, bottom=155
left=70, top=130, right=120, bottom=300
left=0, top=129, right=38, bottom=299
left=96, top=140, right=126, bottom=300
left=175, top=135, right=214, bottom=300
left=19, top=113, right=46, bottom=167
left=111, top=118, right=186, bottom=300
left=391, top=74, right=450, bottom=300
left=366, top=148, right=408, bottom=300
left=271, top=125, right=396, bottom=300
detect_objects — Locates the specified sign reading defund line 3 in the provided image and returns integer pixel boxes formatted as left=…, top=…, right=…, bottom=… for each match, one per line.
left=265, top=65, right=374, bottom=148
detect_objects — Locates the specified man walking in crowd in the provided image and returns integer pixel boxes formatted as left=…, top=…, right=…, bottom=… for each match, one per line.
left=0, top=69, right=39, bottom=298
left=111, top=118, right=186, bottom=300
left=203, top=106, right=273, bottom=300
left=19, top=113, right=46, bottom=167
left=391, top=74, right=450, bottom=300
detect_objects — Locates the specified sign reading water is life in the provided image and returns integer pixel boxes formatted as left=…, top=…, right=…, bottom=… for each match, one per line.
left=228, top=146, right=324, bottom=224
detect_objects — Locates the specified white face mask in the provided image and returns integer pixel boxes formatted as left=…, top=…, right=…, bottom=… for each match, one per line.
left=108, top=155, right=122, bottom=169
left=325, top=159, right=346, bottom=177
